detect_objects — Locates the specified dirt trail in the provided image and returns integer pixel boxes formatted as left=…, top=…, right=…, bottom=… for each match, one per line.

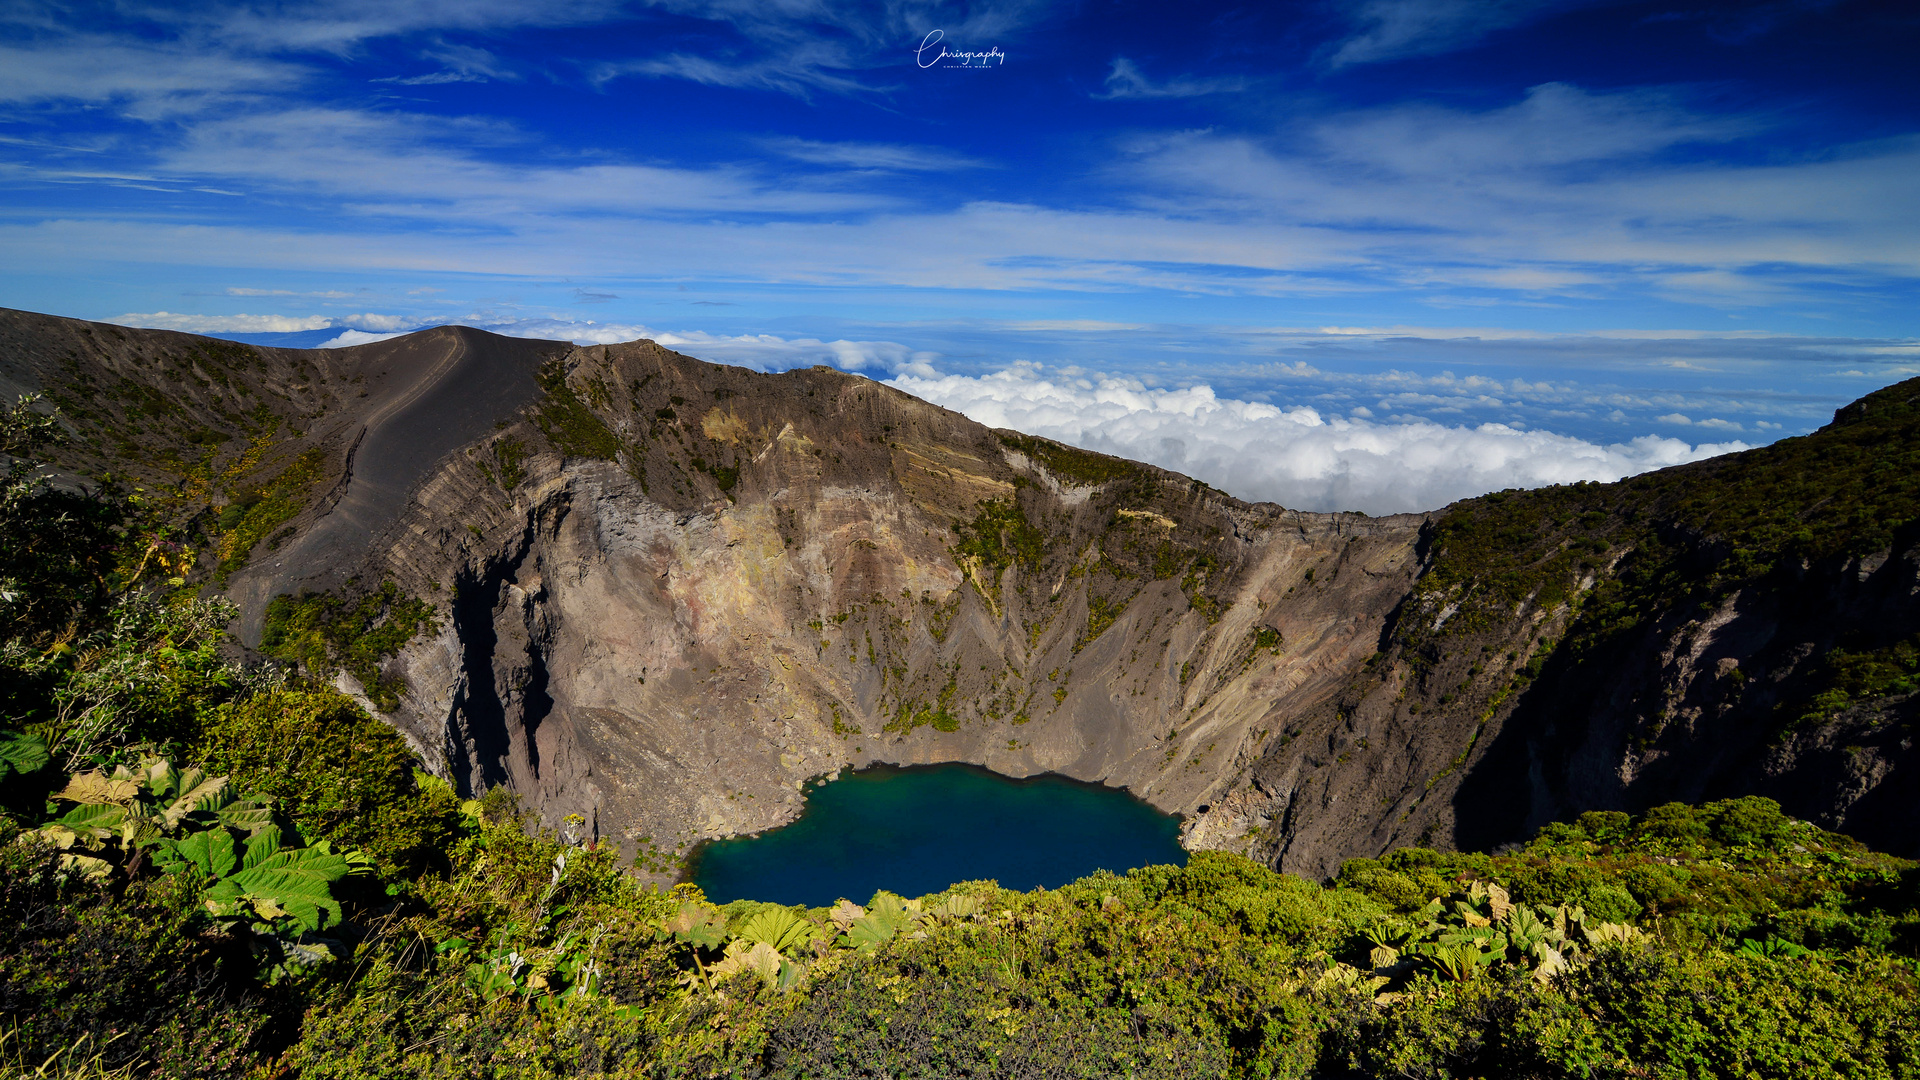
left=230, top=327, right=564, bottom=640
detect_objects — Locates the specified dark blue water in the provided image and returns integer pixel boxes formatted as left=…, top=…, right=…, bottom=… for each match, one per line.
left=688, top=763, right=1187, bottom=906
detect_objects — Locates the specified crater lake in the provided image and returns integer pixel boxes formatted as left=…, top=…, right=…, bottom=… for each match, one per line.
left=688, top=763, right=1187, bottom=906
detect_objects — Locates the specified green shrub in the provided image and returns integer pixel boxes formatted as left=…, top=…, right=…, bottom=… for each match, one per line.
left=533, top=361, right=622, bottom=460
left=0, top=395, right=128, bottom=641
left=995, top=431, right=1147, bottom=487
left=19, top=593, right=242, bottom=766
left=259, top=581, right=437, bottom=711
left=189, top=687, right=462, bottom=882
left=0, top=842, right=273, bottom=1080
left=954, top=498, right=1046, bottom=578
left=213, top=446, right=328, bottom=579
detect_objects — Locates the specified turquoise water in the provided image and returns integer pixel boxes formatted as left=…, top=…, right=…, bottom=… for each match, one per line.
left=688, top=763, right=1187, bottom=907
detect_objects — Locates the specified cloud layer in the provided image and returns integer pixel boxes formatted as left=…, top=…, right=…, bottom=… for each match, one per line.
left=116, top=311, right=406, bottom=333
left=889, top=363, right=1745, bottom=515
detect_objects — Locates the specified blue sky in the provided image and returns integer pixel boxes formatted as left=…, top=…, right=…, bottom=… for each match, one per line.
left=3, top=0, right=1916, bottom=511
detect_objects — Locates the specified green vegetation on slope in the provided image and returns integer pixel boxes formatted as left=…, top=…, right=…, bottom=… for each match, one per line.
left=260, top=581, right=438, bottom=712
left=1412, top=377, right=1920, bottom=657
left=214, top=444, right=329, bottom=579
left=534, top=360, right=623, bottom=460
left=0, top=395, right=129, bottom=641
left=954, top=498, right=1046, bottom=586
left=996, top=431, right=1148, bottom=487
left=477, top=436, right=531, bottom=490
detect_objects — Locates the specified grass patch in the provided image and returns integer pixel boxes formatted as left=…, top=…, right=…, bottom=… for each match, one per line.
left=476, top=436, right=530, bottom=490
left=996, top=431, right=1147, bottom=486
left=1076, top=592, right=1130, bottom=652
left=533, top=360, right=622, bottom=460
left=260, top=580, right=439, bottom=711
left=214, top=446, right=329, bottom=579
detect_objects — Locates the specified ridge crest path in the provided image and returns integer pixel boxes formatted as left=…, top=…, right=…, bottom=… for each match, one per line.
left=230, top=326, right=563, bottom=641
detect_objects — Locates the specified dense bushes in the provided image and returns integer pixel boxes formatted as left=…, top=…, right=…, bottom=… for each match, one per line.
left=1411, top=374, right=1920, bottom=658
left=0, top=395, right=129, bottom=642
left=0, top=842, right=278, bottom=1079
left=190, top=688, right=463, bottom=882
left=7, top=684, right=1920, bottom=1077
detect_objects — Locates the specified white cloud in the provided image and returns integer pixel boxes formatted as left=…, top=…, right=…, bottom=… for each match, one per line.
left=650, top=331, right=939, bottom=377
left=11, top=86, right=1917, bottom=309
left=374, top=41, right=519, bottom=85
left=888, top=362, right=1746, bottom=515
left=226, top=287, right=354, bottom=298
left=472, top=317, right=656, bottom=345
left=108, top=310, right=411, bottom=334
left=376, top=70, right=486, bottom=85
left=345, top=312, right=413, bottom=331
left=316, top=329, right=407, bottom=347
left=156, top=107, right=893, bottom=219
left=207, top=0, right=629, bottom=53
left=1095, top=58, right=1249, bottom=100
left=1328, top=0, right=1600, bottom=67
left=85, top=308, right=1798, bottom=511
left=473, top=317, right=939, bottom=374
left=764, top=138, right=988, bottom=171
left=113, top=311, right=334, bottom=333
left=0, top=39, right=303, bottom=110
left=589, top=0, right=1048, bottom=98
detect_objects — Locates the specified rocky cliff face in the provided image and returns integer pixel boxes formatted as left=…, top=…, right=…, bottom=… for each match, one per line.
left=299, top=339, right=1438, bottom=876
left=5, top=306, right=1915, bottom=881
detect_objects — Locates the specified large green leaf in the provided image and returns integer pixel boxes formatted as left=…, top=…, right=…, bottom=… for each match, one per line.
left=1428, top=944, right=1486, bottom=983
left=828, top=899, right=865, bottom=932
left=215, top=796, right=276, bottom=835
left=667, top=901, right=730, bottom=950
left=0, top=730, right=49, bottom=781
left=239, top=829, right=285, bottom=872
left=735, top=906, right=817, bottom=954
left=156, top=828, right=240, bottom=879
left=54, top=770, right=141, bottom=805
left=159, top=771, right=229, bottom=829
left=53, top=801, right=127, bottom=837
left=30, top=801, right=126, bottom=850
left=844, top=914, right=897, bottom=953
left=1505, top=906, right=1549, bottom=952
left=930, top=893, right=987, bottom=920
left=708, top=940, right=782, bottom=988
left=223, top=844, right=351, bottom=931
left=866, top=891, right=917, bottom=932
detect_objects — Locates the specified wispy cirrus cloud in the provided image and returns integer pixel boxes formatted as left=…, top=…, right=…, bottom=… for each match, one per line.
left=1094, top=58, right=1250, bottom=100
left=149, top=107, right=896, bottom=219
left=1326, top=0, right=1607, bottom=67
left=763, top=137, right=989, bottom=171
left=225, top=287, right=356, bottom=298
left=372, top=41, right=521, bottom=85
left=585, top=0, right=1049, bottom=98
left=0, top=37, right=305, bottom=111
left=203, top=0, right=628, bottom=53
